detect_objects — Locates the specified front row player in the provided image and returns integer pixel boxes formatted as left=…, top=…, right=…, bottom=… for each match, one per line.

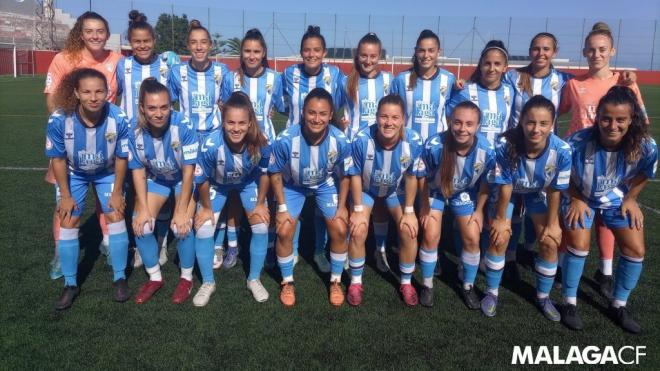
left=128, top=78, right=198, bottom=305
left=269, top=88, right=352, bottom=307
left=46, top=68, right=131, bottom=310
left=348, top=94, right=423, bottom=306
left=560, top=86, right=657, bottom=333
left=488, top=96, right=572, bottom=319
left=419, top=101, right=495, bottom=309
left=195, top=92, right=272, bottom=304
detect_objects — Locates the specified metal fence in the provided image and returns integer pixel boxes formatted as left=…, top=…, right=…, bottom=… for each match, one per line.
left=4, top=1, right=660, bottom=70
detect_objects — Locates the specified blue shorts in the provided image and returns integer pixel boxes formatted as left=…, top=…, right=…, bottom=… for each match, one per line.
left=62, top=172, right=118, bottom=217
left=362, top=190, right=405, bottom=210
left=520, top=191, right=548, bottom=215
left=561, top=203, right=632, bottom=230
left=147, top=178, right=183, bottom=198
left=284, top=181, right=339, bottom=219
left=430, top=189, right=478, bottom=217
left=209, top=180, right=260, bottom=215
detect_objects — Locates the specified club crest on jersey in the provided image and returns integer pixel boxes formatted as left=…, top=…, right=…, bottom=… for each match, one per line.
left=160, top=66, right=168, bottom=76
left=124, top=66, right=131, bottom=74
left=551, top=80, right=559, bottom=91
left=474, top=162, right=484, bottom=174
left=544, top=164, right=556, bottom=179
left=383, top=82, right=390, bottom=93
left=327, top=150, right=338, bottom=164
left=400, top=154, right=411, bottom=168
left=105, top=132, right=117, bottom=142
left=323, top=74, right=331, bottom=86
left=504, top=91, right=511, bottom=105
left=250, top=153, right=261, bottom=165
left=440, top=84, right=447, bottom=96
left=214, top=70, right=222, bottom=83
left=265, top=83, right=273, bottom=93
left=171, top=141, right=180, bottom=151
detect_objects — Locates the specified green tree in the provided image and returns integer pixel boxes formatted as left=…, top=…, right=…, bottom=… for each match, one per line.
left=211, top=33, right=226, bottom=56
left=222, top=37, right=242, bottom=56
left=154, top=13, right=190, bottom=55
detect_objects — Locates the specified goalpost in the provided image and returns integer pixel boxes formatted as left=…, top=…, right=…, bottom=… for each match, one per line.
left=0, top=42, right=35, bottom=78
left=0, top=43, right=18, bottom=78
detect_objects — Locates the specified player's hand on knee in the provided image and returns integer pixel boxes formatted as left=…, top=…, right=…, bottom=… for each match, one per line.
left=194, top=206, right=215, bottom=230
left=621, top=197, right=644, bottom=230
left=567, top=198, right=591, bottom=229
left=58, top=196, right=78, bottom=223
left=108, top=192, right=126, bottom=216
left=171, top=211, right=192, bottom=238
left=132, top=211, right=154, bottom=238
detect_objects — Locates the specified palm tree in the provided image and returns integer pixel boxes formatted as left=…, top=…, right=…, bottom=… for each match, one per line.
left=222, top=37, right=242, bottom=56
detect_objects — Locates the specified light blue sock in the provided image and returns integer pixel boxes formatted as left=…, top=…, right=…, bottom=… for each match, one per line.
left=330, top=252, right=347, bottom=277
left=108, top=221, right=129, bottom=281
left=195, top=222, right=216, bottom=283
left=292, top=222, right=301, bottom=257
left=535, top=256, right=557, bottom=296
left=59, top=228, right=80, bottom=287
left=314, top=213, right=328, bottom=255
left=461, top=250, right=480, bottom=286
left=613, top=255, right=643, bottom=303
left=277, top=254, right=295, bottom=281
left=562, top=247, right=587, bottom=299
left=419, top=247, right=438, bottom=280
left=349, top=257, right=365, bottom=282
left=400, top=262, right=415, bottom=284
left=524, top=216, right=536, bottom=245
left=248, top=223, right=268, bottom=280
left=227, top=225, right=238, bottom=249
left=485, top=253, right=505, bottom=291
left=373, top=221, right=388, bottom=253
left=177, top=231, right=196, bottom=269
left=135, top=231, right=159, bottom=269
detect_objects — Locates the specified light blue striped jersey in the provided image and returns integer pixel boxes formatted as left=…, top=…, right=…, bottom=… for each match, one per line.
left=281, top=63, right=345, bottom=127
left=45, top=102, right=129, bottom=177
left=341, top=71, right=393, bottom=139
left=421, top=132, right=496, bottom=196
left=567, top=128, right=658, bottom=209
left=221, top=68, right=286, bottom=141
left=348, top=125, right=423, bottom=197
left=168, top=61, right=229, bottom=134
left=268, top=124, right=351, bottom=189
left=492, top=133, right=572, bottom=194
left=116, top=54, right=170, bottom=121
left=446, top=81, right=514, bottom=145
left=504, top=68, right=573, bottom=127
left=391, top=68, right=455, bottom=141
left=128, top=111, right=198, bottom=185
left=195, top=129, right=271, bottom=187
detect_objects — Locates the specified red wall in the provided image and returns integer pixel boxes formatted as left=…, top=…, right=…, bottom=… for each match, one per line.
left=20, top=50, right=660, bottom=85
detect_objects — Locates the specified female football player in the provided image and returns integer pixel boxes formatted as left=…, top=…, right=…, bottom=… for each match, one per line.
left=560, top=86, right=656, bottom=333
left=269, top=88, right=351, bottom=307
left=46, top=68, right=130, bottom=310
left=194, top=92, right=272, bottom=304
left=347, top=94, right=423, bottom=306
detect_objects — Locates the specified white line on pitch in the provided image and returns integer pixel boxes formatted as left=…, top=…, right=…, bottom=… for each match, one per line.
left=640, top=203, right=660, bottom=217
left=0, top=166, right=47, bottom=171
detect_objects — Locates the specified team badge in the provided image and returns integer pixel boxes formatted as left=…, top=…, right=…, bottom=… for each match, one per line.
left=45, top=137, right=53, bottom=150
left=544, top=164, right=556, bottom=179
left=160, top=66, right=168, bottom=76
left=265, top=83, right=273, bottom=93
left=473, top=162, right=483, bottom=173
left=268, top=155, right=275, bottom=166
left=250, top=153, right=261, bottom=165
left=327, top=150, right=338, bottom=164
left=551, top=80, right=559, bottom=91
left=460, top=192, right=470, bottom=202
left=323, top=74, right=331, bottom=85
left=171, top=141, right=180, bottom=151
left=214, top=70, right=222, bottom=83
left=440, top=84, right=447, bottom=96
left=400, top=154, right=411, bottom=168
left=383, top=82, right=389, bottom=93
left=125, top=66, right=131, bottom=74
left=504, top=91, right=511, bottom=105
left=105, top=132, right=117, bottom=142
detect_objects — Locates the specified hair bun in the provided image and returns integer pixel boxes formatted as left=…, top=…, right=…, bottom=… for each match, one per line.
left=128, top=10, right=147, bottom=24
left=307, top=25, right=321, bottom=35
left=592, top=21, right=611, bottom=33
left=190, top=19, right=202, bottom=28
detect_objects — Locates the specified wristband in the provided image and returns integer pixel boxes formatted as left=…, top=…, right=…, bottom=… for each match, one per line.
left=277, top=204, right=288, bottom=213
left=404, top=206, right=415, bottom=214
left=353, top=205, right=364, bottom=212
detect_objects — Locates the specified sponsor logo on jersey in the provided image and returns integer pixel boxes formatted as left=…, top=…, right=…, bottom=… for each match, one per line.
left=77, top=150, right=105, bottom=171
left=182, top=144, right=197, bottom=160
left=596, top=176, right=621, bottom=193
left=373, top=170, right=397, bottom=186
left=120, top=139, right=129, bottom=154
left=292, top=151, right=299, bottom=159
left=149, top=159, right=178, bottom=176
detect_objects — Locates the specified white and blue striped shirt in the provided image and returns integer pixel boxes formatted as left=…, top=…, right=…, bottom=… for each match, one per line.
left=505, top=68, right=572, bottom=127
left=116, top=54, right=170, bottom=121
left=341, top=71, right=393, bottom=140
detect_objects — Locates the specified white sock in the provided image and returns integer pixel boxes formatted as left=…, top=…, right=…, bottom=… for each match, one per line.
left=214, top=245, right=224, bottom=251
left=423, top=277, right=433, bottom=288
left=400, top=277, right=411, bottom=285
left=181, top=267, right=193, bottom=281
left=487, top=288, right=499, bottom=296
left=330, top=273, right=342, bottom=282
left=537, top=292, right=549, bottom=300
left=600, top=259, right=613, bottom=276
left=564, top=296, right=577, bottom=306
left=351, top=275, right=362, bottom=284
left=612, top=299, right=626, bottom=308
left=102, top=234, right=109, bottom=246
left=146, top=265, right=162, bottom=282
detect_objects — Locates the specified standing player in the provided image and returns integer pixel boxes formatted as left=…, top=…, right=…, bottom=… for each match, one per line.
left=117, top=10, right=174, bottom=269
left=341, top=33, right=395, bottom=272
left=128, top=78, right=198, bottom=304
left=559, top=22, right=649, bottom=297
left=281, top=25, right=345, bottom=273
left=44, top=11, right=122, bottom=279
left=419, top=101, right=494, bottom=309
left=46, top=68, right=130, bottom=310
left=488, top=96, right=571, bottom=320
left=560, top=86, right=656, bottom=333
left=347, top=94, right=423, bottom=306
left=391, top=29, right=455, bottom=142
left=219, top=28, right=286, bottom=270
left=269, top=88, right=352, bottom=307
left=169, top=19, right=229, bottom=135
left=194, top=92, right=272, bottom=304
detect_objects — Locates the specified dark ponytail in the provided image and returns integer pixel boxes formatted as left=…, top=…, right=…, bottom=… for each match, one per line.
left=127, top=10, right=155, bottom=41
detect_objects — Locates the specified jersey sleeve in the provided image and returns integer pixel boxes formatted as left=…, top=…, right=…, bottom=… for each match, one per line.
left=45, top=113, right=66, bottom=158
left=127, top=130, right=143, bottom=170
left=408, top=132, right=425, bottom=177
left=390, top=74, right=403, bottom=97
left=445, top=87, right=467, bottom=120
left=272, top=72, right=287, bottom=114
left=258, top=144, right=271, bottom=173
left=639, top=138, right=658, bottom=179
left=220, top=71, right=233, bottom=103
left=44, top=54, right=68, bottom=94
left=333, top=71, right=347, bottom=110
left=552, top=143, right=572, bottom=190
left=421, top=136, right=441, bottom=180
left=493, top=142, right=513, bottom=185
left=336, top=132, right=353, bottom=177
left=168, top=67, right=180, bottom=103
left=115, top=112, right=130, bottom=159
left=195, top=136, right=217, bottom=184
left=558, top=80, right=575, bottom=115
left=116, top=58, right=125, bottom=97
left=348, top=136, right=364, bottom=176
left=180, top=125, right=199, bottom=166
left=268, top=134, right=290, bottom=174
